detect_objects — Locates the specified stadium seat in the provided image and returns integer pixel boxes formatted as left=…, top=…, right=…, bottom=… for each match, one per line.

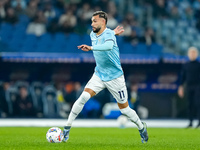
left=8, top=39, right=23, bottom=51
left=121, top=43, right=136, bottom=54
left=39, top=33, right=53, bottom=43
left=30, top=82, right=44, bottom=114
left=179, top=41, right=190, bottom=52
left=102, top=102, right=121, bottom=119
left=150, top=43, right=163, bottom=55
left=152, top=19, right=161, bottom=31
left=80, top=34, right=91, bottom=45
left=186, top=27, right=197, bottom=35
left=0, top=23, right=14, bottom=31
left=177, top=20, right=189, bottom=28
left=82, top=98, right=101, bottom=118
left=19, top=34, right=38, bottom=52
left=35, top=45, right=50, bottom=52
left=5, top=86, right=18, bottom=116
left=54, top=32, right=67, bottom=43
left=191, top=41, right=200, bottom=50
left=20, top=44, right=37, bottom=52
left=12, top=30, right=26, bottom=40
left=18, top=14, right=30, bottom=24
left=0, top=24, right=14, bottom=44
left=42, top=85, right=59, bottom=118
left=136, top=43, right=148, bottom=54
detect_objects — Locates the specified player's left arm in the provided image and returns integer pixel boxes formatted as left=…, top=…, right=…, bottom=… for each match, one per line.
left=113, top=26, right=124, bottom=35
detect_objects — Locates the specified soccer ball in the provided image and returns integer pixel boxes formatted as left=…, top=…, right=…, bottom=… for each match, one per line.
left=46, top=127, right=64, bottom=143
left=117, top=115, right=128, bottom=128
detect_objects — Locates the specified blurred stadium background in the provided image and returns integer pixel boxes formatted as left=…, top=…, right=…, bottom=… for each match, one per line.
left=0, top=0, right=199, bottom=125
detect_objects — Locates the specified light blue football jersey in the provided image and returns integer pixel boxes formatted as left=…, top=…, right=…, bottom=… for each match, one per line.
left=90, top=28, right=123, bottom=81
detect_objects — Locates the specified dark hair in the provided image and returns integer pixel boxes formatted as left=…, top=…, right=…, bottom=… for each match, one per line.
left=93, top=11, right=107, bottom=24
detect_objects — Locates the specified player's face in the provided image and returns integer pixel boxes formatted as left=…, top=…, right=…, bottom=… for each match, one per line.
left=91, top=15, right=105, bottom=33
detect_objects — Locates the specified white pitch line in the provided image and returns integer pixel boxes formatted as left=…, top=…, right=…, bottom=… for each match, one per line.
left=0, top=119, right=199, bottom=128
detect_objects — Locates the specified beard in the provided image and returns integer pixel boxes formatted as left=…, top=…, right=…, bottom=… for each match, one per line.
left=93, top=26, right=101, bottom=33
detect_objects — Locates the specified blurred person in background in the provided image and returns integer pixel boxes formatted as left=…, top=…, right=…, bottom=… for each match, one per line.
left=106, top=13, right=118, bottom=29
left=129, top=82, right=148, bottom=119
left=26, top=10, right=47, bottom=36
left=0, top=1, right=6, bottom=23
left=124, top=29, right=139, bottom=46
left=11, top=0, right=27, bottom=15
left=107, top=1, right=117, bottom=18
left=129, top=83, right=140, bottom=114
left=47, top=18, right=59, bottom=33
left=140, top=27, right=156, bottom=46
left=55, top=0, right=65, bottom=9
left=64, top=82, right=76, bottom=106
left=96, top=0, right=109, bottom=12
left=4, top=7, right=18, bottom=24
left=77, top=3, right=93, bottom=24
left=74, top=82, right=82, bottom=99
left=24, top=0, right=38, bottom=18
left=43, top=2, right=56, bottom=21
left=59, top=8, right=77, bottom=34
left=55, top=82, right=70, bottom=118
left=117, top=0, right=134, bottom=18
left=153, top=0, right=168, bottom=18
left=11, top=0, right=26, bottom=9
left=75, top=3, right=93, bottom=34
left=15, top=86, right=35, bottom=117
left=59, top=20, right=74, bottom=34
left=120, top=20, right=132, bottom=36
left=0, top=82, right=9, bottom=118
left=178, top=47, right=200, bottom=128
left=184, top=6, right=194, bottom=21
left=169, top=5, right=180, bottom=21
left=3, top=0, right=11, bottom=9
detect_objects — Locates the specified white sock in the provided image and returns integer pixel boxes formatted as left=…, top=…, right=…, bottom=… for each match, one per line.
left=66, top=91, right=91, bottom=126
left=120, top=106, right=144, bottom=130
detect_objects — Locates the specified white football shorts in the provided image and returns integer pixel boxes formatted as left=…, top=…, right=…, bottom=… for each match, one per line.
left=85, top=73, right=128, bottom=104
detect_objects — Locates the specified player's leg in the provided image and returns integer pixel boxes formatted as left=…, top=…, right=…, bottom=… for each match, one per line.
left=63, top=89, right=94, bottom=142
left=117, top=101, right=144, bottom=130
left=186, top=87, right=194, bottom=127
left=118, top=101, right=148, bottom=143
left=105, top=75, right=148, bottom=143
left=63, top=74, right=105, bottom=142
left=65, top=88, right=95, bottom=127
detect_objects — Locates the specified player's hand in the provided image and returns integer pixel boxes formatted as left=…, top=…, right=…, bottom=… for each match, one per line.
left=114, top=26, right=124, bottom=36
left=178, top=86, right=184, bottom=98
left=77, top=44, right=92, bottom=51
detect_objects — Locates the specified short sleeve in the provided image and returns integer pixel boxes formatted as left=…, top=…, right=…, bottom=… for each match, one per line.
left=104, top=30, right=115, bottom=43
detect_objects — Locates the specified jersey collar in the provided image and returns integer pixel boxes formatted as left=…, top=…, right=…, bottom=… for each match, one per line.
left=95, top=27, right=108, bottom=38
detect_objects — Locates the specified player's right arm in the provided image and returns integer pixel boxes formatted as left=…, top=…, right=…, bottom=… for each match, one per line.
left=91, top=40, right=114, bottom=51
left=77, top=40, right=114, bottom=52
left=78, top=30, right=115, bottom=52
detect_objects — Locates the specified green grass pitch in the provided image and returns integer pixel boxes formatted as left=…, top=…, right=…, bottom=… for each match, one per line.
left=0, top=127, right=199, bottom=150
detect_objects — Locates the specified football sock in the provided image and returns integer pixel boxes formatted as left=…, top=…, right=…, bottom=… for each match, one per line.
left=120, top=106, right=144, bottom=130
left=66, top=91, right=91, bottom=126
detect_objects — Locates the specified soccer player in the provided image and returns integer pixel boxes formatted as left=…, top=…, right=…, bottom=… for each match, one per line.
left=63, top=11, right=148, bottom=143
